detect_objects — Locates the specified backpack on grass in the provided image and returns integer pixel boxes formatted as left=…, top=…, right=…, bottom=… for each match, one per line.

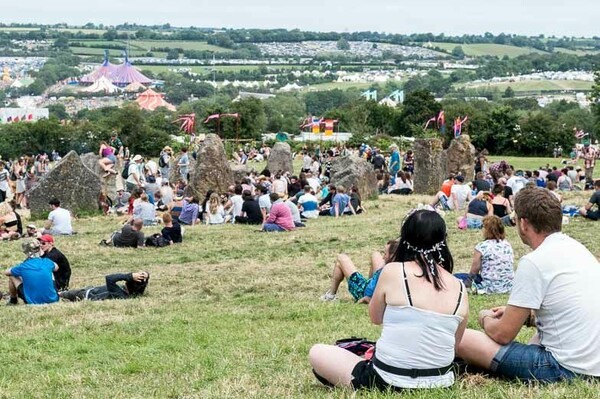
left=335, top=337, right=375, bottom=359
left=145, top=233, right=168, bottom=247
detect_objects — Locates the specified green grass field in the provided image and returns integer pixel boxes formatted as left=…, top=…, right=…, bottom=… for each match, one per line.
left=69, top=46, right=165, bottom=58
left=429, top=43, right=547, bottom=58
left=138, top=64, right=302, bottom=75
left=460, top=79, right=593, bottom=93
left=1, top=157, right=599, bottom=398
left=302, top=81, right=377, bottom=92
left=131, top=40, right=230, bottom=53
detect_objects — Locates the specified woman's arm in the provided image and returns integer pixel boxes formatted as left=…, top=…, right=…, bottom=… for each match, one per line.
left=469, top=250, right=482, bottom=275
left=487, top=202, right=494, bottom=216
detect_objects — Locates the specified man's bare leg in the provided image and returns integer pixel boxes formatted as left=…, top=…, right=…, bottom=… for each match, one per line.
left=456, top=329, right=502, bottom=370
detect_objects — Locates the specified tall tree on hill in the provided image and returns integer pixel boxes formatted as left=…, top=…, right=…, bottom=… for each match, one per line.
left=394, top=90, right=441, bottom=136
left=590, top=70, right=600, bottom=142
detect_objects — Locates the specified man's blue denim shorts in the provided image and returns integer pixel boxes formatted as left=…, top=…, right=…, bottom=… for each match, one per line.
left=491, top=342, right=579, bottom=383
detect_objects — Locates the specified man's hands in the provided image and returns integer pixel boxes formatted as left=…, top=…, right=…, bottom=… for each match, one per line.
left=478, top=306, right=506, bottom=328
left=132, top=272, right=148, bottom=282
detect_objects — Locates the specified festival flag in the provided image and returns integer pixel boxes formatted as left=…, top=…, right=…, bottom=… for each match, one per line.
left=437, top=111, right=446, bottom=134
left=220, top=113, right=240, bottom=119
left=424, top=116, right=437, bottom=130
left=312, top=117, right=322, bottom=134
left=6, top=116, right=12, bottom=122
left=574, top=129, right=588, bottom=139
left=203, top=113, right=220, bottom=124
left=175, top=113, right=196, bottom=134
left=324, top=119, right=337, bottom=136
left=13, top=116, right=19, bottom=122
left=28, top=114, right=33, bottom=120
left=453, top=116, right=468, bottom=138
left=299, top=116, right=311, bottom=128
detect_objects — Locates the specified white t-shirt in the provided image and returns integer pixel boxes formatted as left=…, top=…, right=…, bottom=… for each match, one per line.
left=230, top=195, right=243, bottom=217
left=307, top=177, right=320, bottom=193
left=48, top=207, right=73, bottom=234
left=507, top=176, right=526, bottom=195
left=285, top=200, right=301, bottom=224
left=508, top=232, right=600, bottom=376
left=258, top=194, right=271, bottom=213
left=0, top=169, right=9, bottom=191
left=126, top=163, right=140, bottom=185
left=449, top=184, right=471, bottom=210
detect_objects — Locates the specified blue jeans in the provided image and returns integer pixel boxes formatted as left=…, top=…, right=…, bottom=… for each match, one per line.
left=491, top=342, right=579, bottom=383
left=263, top=223, right=286, bottom=232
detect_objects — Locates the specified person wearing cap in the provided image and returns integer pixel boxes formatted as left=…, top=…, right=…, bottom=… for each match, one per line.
left=25, top=224, right=41, bottom=239
left=39, top=234, right=71, bottom=291
left=4, top=239, right=59, bottom=305
left=108, top=131, right=124, bottom=158
left=126, top=155, right=144, bottom=193
left=159, top=146, right=173, bottom=181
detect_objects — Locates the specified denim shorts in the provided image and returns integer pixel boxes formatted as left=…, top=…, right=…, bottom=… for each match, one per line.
left=467, top=217, right=483, bottom=229
left=491, top=342, right=579, bottom=383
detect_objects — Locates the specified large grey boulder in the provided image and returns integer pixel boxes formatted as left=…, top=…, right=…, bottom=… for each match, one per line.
left=27, top=150, right=102, bottom=216
left=445, top=134, right=476, bottom=182
left=413, top=138, right=447, bottom=195
left=231, top=164, right=251, bottom=183
left=330, top=155, right=378, bottom=200
left=187, top=134, right=234, bottom=197
left=267, top=142, right=293, bottom=174
left=80, top=152, right=123, bottom=201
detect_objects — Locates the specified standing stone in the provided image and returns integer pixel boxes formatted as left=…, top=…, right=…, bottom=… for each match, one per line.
left=445, top=135, right=476, bottom=182
left=27, top=150, right=102, bottom=217
left=80, top=152, right=102, bottom=176
left=80, top=152, right=124, bottom=201
left=267, top=142, right=293, bottom=174
left=413, top=138, right=447, bottom=195
left=169, top=153, right=197, bottom=185
left=187, top=134, right=234, bottom=197
left=231, top=164, right=251, bottom=183
left=330, top=156, right=378, bottom=200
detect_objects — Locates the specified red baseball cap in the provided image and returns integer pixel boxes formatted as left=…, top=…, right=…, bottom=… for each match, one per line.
left=38, top=234, right=54, bottom=244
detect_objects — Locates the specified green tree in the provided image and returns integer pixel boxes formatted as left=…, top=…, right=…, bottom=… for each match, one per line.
left=336, top=38, right=350, bottom=51
left=395, top=90, right=441, bottom=136
left=230, top=98, right=267, bottom=139
left=103, top=29, right=118, bottom=41
left=590, top=70, right=600, bottom=141
left=452, top=45, right=465, bottom=59
left=503, top=86, right=515, bottom=98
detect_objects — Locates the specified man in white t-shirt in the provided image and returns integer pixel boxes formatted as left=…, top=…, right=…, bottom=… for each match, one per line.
left=448, top=175, right=472, bottom=211
left=298, top=185, right=319, bottom=219
left=228, top=185, right=244, bottom=223
left=457, top=187, right=600, bottom=382
left=302, top=152, right=312, bottom=173
left=506, top=169, right=527, bottom=195
left=44, top=198, right=73, bottom=235
left=126, top=155, right=144, bottom=193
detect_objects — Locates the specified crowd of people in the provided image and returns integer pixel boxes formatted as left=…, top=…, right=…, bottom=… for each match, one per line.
left=2, top=132, right=600, bottom=394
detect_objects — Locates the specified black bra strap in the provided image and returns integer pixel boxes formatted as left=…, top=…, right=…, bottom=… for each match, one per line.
left=453, top=282, right=464, bottom=315
left=402, top=262, right=413, bottom=306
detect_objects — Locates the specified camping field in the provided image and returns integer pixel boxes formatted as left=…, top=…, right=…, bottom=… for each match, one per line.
left=429, top=43, right=547, bottom=58
left=1, top=157, right=599, bottom=398
left=460, top=79, right=593, bottom=93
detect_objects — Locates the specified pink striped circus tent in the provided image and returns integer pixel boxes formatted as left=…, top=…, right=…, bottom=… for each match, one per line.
left=80, top=56, right=118, bottom=84
left=111, top=56, right=152, bottom=86
left=135, top=88, right=176, bottom=112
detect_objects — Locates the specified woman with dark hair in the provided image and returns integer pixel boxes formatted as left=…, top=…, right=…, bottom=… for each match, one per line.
left=200, top=190, right=214, bottom=222
left=60, top=272, right=149, bottom=301
left=310, top=210, right=468, bottom=391
left=491, top=184, right=513, bottom=226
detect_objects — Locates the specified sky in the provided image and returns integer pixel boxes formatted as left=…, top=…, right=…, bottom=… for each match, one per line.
left=2, top=0, right=598, bottom=37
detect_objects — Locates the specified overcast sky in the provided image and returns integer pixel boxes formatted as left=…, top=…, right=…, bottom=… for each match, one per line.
left=3, top=0, right=597, bottom=37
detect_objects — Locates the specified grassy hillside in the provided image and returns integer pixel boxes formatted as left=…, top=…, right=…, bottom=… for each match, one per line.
left=461, top=79, right=593, bottom=92
left=430, top=42, right=547, bottom=58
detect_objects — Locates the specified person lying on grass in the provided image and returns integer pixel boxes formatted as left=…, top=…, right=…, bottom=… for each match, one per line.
left=456, top=187, right=600, bottom=383
left=60, top=271, right=149, bottom=301
left=310, top=209, right=468, bottom=391
left=320, top=239, right=399, bottom=303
